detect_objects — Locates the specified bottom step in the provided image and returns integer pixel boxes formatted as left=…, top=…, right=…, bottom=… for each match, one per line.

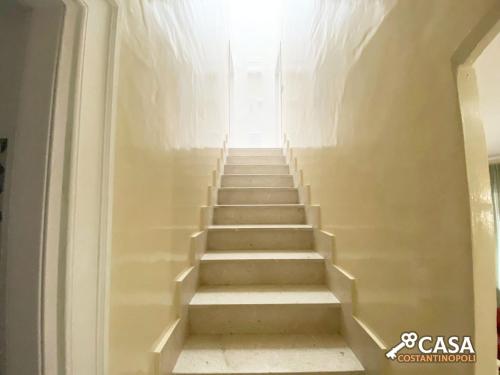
left=173, top=334, right=364, bottom=375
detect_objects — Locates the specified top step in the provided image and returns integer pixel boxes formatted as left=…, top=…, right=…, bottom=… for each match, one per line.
left=228, top=148, right=283, bottom=156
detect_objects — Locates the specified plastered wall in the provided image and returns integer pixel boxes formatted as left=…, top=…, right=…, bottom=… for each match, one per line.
left=109, top=1, right=229, bottom=373
left=282, top=1, right=497, bottom=374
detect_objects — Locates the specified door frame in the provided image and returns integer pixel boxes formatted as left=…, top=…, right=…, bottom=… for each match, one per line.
left=1, top=0, right=120, bottom=374
left=452, top=3, right=500, bottom=374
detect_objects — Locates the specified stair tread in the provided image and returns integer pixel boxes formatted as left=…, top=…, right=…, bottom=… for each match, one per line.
left=220, top=175, right=293, bottom=179
left=227, top=156, right=285, bottom=159
left=207, top=224, right=313, bottom=230
left=202, top=250, right=323, bottom=261
left=190, top=285, right=339, bottom=306
left=173, top=333, right=364, bottom=374
left=224, top=163, right=288, bottom=169
left=219, top=187, right=297, bottom=190
left=215, top=204, right=304, bottom=207
left=224, top=165, right=290, bottom=175
left=221, top=174, right=292, bottom=176
left=229, top=148, right=283, bottom=151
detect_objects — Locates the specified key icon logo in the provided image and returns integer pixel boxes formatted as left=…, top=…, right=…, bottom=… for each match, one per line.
left=386, top=332, right=418, bottom=360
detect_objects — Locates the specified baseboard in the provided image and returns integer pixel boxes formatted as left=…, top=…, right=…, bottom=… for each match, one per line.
left=152, top=315, right=187, bottom=374
left=152, top=265, right=198, bottom=375
left=317, top=229, right=390, bottom=375
left=152, top=254, right=201, bottom=374
left=305, top=204, right=320, bottom=228
left=200, top=205, right=214, bottom=229
left=283, top=134, right=391, bottom=375
left=151, top=136, right=228, bottom=374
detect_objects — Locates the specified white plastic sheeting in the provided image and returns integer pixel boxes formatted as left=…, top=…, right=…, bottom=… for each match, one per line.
left=117, top=0, right=230, bottom=151
left=282, top=0, right=394, bottom=147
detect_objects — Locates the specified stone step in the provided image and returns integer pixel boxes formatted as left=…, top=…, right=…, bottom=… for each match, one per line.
left=207, top=225, right=314, bottom=251
left=218, top=187, right=299, bottom=205
left=170, top=149, right=364, bottom=375
left=213, top=204, right=305, bottom=225
left=228, top=148, right=283, bottom=156
left=220, top=174, right=294, bottom=188
left=200, top=250, right=324, bottom=285
left=224, top=164, right=289, bottom=175
left=173, top=333, right=364, bottom=375
left=226, top=155, right=286, bottom=165
left=189, top=285, right=339, bottom=334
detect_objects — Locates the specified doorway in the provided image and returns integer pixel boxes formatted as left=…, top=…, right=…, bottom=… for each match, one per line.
left=455, top=12, right=500, bottom=372
left=228, top=0, right=283, bottom=148
left=474, top=29, right=500, bottom=298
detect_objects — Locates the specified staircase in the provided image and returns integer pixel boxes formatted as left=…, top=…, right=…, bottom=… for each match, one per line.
left=172, top=148, right=364, bottom=375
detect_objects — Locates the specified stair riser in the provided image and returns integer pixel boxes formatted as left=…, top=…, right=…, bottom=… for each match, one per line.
left=200, top=259, right=325, bottom=285
left=218, top=189, right=299, bottom=205
left=224, top=164, right=289, bottom=175
left=207, top=229, right=313, bottom=250
left=226, top=155, right=286, bottom=165
left=228, top=148, right=283, bottom=156
left=189, top=304, right=339, bottom=334
left=214, top=206, right=305, bottom=225
left=174, top=372, right=363, bottom=375
left=221, top=175, right=294, bottom=188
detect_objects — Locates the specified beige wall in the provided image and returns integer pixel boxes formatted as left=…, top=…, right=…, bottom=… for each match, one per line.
left=282, top=1, right=497, bottom=374
left=108, top=1, right=229, bottom=373
left=475, top=32, right=500, bottom=160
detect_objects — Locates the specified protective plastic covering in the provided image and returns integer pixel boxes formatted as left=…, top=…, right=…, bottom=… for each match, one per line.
left=109, top=1, right=229, bottom=374
left=282, top=0, right=394, bottom=148
left=117, top=0, right=229, bottom=150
